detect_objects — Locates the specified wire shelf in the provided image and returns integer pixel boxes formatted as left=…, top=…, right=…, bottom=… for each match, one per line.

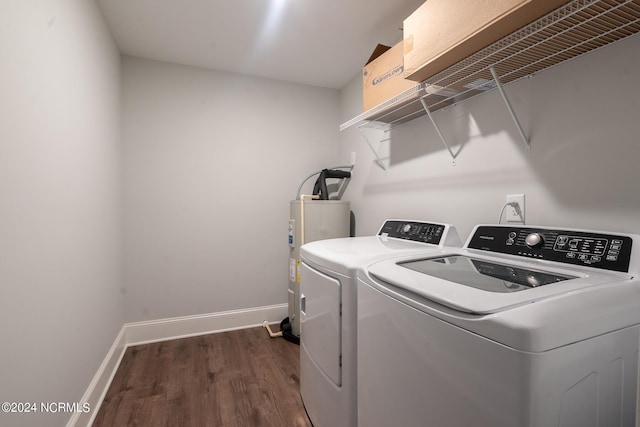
left=340, top=0, right=640, bottom=132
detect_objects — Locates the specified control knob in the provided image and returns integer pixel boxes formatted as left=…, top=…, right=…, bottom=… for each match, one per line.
left=402, top=224, right=412, bottom=234
left=525, top=232, right=545, bottom=249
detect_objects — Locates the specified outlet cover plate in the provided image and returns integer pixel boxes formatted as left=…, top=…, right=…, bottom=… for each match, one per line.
left=506, top=194, right=525, bottom=223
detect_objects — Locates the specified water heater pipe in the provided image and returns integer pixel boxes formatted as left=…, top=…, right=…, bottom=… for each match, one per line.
left=262, top=321, right=283, bottom=338
left=295, top=165, right=353, bottom=200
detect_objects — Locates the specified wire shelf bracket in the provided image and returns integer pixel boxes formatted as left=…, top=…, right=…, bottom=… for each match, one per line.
left=489, top=65, right=531, bottom=154
left=357, top=125, right=390, bottom=171
left=419, top=97, right=458, bottom=165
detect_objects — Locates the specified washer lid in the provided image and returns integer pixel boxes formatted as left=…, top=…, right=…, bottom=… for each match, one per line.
left=399, top=255, right=575, bottom=293
left=368, top=253, right=631, bottom=314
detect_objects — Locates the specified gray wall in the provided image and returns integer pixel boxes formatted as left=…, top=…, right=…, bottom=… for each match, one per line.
left=0, top=1, right=124, bottom=427
left=122, top=57, right=343, bottom=322
left=340, top=33, right=640, bottom=241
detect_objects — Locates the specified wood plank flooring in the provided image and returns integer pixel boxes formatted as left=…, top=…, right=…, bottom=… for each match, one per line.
left=92, top=326, right=312, bottom=427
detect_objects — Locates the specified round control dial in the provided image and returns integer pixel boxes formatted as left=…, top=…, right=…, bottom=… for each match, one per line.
left=402, top=224, right=413, bottom=234
left=525, top=232, right=545, bottom=249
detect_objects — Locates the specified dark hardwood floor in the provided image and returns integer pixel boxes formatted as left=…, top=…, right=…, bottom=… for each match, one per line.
left=92, top=326, right=312, bottom=427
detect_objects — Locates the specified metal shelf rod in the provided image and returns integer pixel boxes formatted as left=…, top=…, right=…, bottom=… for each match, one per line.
left=358, top=125, right=388, bottom=171
left=489, top=66, right=530, bottom=153
left=419, top=97, right=457, bottom=165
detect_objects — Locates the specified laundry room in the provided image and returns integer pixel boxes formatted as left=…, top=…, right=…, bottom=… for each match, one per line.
left=2, top=1, right=640, bottom=426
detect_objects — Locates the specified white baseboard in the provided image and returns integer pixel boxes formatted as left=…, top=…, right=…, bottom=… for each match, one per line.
left=124, top=303, right=288, bottom=346
left=66, top=327, right=127, bottom=427
left=68, top=303, right=288, bottom=427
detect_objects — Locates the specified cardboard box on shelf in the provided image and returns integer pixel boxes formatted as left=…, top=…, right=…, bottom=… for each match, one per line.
left=362, top=42, right=417, bottom=112
left=403, top=0, right=570, bottom=82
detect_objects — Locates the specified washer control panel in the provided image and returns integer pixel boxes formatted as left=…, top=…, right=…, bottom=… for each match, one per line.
left=378, top=220, right=446, bottom=244
left=468, top=226, right=633, bottom=272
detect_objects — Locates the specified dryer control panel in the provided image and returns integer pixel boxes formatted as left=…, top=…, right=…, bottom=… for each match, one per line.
left=378, top=220, right=446, bottom=244
left=468, top=226, right=633, bottom=272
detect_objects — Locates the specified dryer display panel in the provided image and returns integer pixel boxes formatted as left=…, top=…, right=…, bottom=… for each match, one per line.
left=398, top=256, right=576, bottom=293
left=378, top=220, right=445, bottom=244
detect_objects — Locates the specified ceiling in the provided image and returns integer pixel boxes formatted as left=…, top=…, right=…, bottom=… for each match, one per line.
left=96, top=0, right=425, bottom=90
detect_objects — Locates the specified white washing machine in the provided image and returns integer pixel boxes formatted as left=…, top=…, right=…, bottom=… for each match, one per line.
left=358, top=224, right=640, bottom=427
left=299, top=220, right=461, bottom=427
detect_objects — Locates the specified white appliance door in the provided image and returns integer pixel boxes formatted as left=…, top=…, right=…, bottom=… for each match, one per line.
left=300, top=262, right=341, bottom=385
left=367, top=253, right=626, bottom=314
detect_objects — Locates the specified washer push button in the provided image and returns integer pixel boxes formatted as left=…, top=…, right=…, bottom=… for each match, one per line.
left=607, top=238, right=621, bottom=261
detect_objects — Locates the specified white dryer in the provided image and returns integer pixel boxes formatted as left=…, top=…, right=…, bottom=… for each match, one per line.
left=358, top=224, right=640, bottom=427
left=299, top=220, right=461, bottom=427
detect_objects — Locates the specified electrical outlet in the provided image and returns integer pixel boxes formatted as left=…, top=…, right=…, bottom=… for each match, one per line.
left=505, top=194, right=525, bottom=223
